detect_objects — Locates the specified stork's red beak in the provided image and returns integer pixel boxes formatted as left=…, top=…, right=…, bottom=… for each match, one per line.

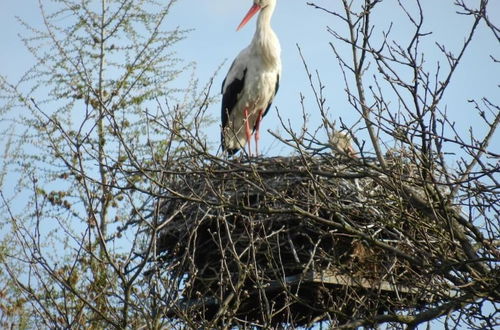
left=237, top=4, right=261, bottom=31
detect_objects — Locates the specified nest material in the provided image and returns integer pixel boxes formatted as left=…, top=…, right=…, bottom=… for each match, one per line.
left=157, top=154, right=456, bottom=326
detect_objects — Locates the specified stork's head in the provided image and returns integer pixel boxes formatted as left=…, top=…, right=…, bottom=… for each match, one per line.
left=237, top=0, right=276, bottom=31
left=253, top=0, right=274, bottom=7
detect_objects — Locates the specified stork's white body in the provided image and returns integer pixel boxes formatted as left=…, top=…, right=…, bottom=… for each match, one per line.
left=221, top=0, right=281, bottom=155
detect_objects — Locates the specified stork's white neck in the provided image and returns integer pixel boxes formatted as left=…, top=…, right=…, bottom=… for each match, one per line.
left=251, top=1, right=280, bottom=67
left=256, top=2, right=276, bottom=34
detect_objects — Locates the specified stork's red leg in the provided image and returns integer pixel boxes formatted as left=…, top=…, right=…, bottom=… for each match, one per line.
left=244, top=108, right=252, bottom=156
left=254, top=109, right=264, bottom=156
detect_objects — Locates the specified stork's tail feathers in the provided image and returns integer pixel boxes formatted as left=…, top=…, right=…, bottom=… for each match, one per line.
left=221, top=133, right=241, bottom=156
left=226, top=148, right=240, bottom=156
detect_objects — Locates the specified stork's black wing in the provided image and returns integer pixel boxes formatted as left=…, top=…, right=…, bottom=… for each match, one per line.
left=221, top=68, right=247, bottom=129
left=221, top=64, right=247, bottom=154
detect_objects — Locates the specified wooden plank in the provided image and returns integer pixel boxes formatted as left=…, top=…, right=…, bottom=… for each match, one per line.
left=276, top=270, right=457, bottom=298
left=307, top=270, right=416, bottom=294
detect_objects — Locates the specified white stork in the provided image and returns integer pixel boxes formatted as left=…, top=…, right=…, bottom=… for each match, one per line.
left=329, top=131, right=357, bottom=157
left=221, top=0, right=281, bottom=156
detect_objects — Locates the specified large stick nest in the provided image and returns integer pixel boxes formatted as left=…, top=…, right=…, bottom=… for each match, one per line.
left=156, top=153, right=458, bottom=326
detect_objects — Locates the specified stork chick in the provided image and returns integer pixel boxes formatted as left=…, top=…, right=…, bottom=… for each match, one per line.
left=329, top=131, right=357, bottom=157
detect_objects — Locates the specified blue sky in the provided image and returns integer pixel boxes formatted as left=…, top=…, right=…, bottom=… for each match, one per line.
left=0, top=2, right=498, bottom=328
left=0, top=0, right=498, bottom=156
